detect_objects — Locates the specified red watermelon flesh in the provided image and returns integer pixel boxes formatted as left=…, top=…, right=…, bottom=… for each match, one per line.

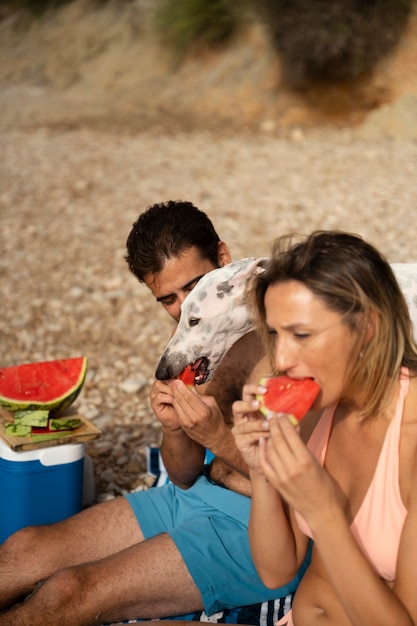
left=178, top=364, right=196, bottom=388
left=0, top=357, right=87, bottom=412
left=257, top=375, right=320, bottom=425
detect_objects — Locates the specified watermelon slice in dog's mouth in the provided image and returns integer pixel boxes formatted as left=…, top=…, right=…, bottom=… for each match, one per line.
left=178, top=357, right=209, bottom=387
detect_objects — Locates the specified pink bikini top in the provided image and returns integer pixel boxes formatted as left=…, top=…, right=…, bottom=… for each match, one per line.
left=295, top=368, right=409, bottom=582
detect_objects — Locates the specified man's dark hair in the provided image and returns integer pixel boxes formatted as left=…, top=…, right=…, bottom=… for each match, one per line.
left=126, top=200, right=221, bottom=282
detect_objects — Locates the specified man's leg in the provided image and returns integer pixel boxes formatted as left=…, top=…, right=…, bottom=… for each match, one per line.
left=0, top=533, right=202, bottom=626
left=0, top=497, right=143, bottom=609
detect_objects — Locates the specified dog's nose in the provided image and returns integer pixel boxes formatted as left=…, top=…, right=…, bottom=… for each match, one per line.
left=155, top=358, right=173, bottom=380
left=155, top=354, right=190, bottom=380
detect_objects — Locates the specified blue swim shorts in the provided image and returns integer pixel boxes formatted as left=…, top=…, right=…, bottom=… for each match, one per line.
left=125, top=473, right=303, bottom=616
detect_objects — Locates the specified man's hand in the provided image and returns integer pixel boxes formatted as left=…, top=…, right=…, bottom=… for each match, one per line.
left=151, top=378, right=206, bottom=487
left=171, top=378, right=252, bottom=483
left=149, top=379, right=182, bottom=432
left=170, top=379, right=228, bottom=452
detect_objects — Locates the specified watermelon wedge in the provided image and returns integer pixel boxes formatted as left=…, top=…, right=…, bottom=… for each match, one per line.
left=31, top=431, right=78, bottom=443
left=178, top=364, right=196, bottom=388
left=4, top=423, right=32, bottom=437
left=14, top=408, right=49, bottom=427
left=31, top=417, right=82, bottom=433
left=0, top=357, right=87, bottom=412
left=257, top=375, right=320, bottom=426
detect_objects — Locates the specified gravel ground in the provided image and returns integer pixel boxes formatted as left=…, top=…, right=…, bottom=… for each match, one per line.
left=1, top=88, right=417, bottom=501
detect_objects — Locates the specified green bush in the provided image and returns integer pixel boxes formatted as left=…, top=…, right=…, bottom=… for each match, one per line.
left=0, top=0, right=74, bottom=16
left=154, top=0, right=247, bottom=58
left=256, top=0, right=413, bottom=86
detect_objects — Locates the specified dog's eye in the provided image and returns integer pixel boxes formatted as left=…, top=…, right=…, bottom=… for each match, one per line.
left=189, top=318, right=200, bottom=327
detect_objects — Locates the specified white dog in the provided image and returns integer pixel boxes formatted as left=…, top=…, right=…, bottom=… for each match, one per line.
left=155, top=259, right=417, bottom=384
left=155, top=257, right=266, bottom=384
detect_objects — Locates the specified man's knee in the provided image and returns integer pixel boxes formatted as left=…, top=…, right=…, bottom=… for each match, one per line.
left=9, top=566, right=90, bottom=624
left=2, top=524, right=42, bottom=559
left=48, top=566, right=87, bottom=600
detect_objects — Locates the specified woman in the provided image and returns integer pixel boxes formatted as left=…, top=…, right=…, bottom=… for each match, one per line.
left=232, top=230, right=417, bottom=626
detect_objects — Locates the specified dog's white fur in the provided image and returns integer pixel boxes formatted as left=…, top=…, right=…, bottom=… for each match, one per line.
left=155, top=259, right=417, bottom=383
left=155, top=257, right=266, bottom=382
left=391, top=263, right=417, bottom=340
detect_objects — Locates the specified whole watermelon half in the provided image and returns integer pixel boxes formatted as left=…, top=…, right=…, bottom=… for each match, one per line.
left=0, top=356, right=87, bottom=412
left=257, top=375, right=320, bottom=426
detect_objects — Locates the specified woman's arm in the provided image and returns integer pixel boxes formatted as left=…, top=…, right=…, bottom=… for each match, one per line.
left=232, top=384, right=309, bottom=585
left=248, top=468, right=306, bottom=587
left=262, top=414, right=417, bottom=626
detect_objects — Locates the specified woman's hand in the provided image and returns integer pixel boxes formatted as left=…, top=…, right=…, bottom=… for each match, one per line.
left=232, top=383, right=271, bottom=474
left=260, top=414, right=335, bottom=524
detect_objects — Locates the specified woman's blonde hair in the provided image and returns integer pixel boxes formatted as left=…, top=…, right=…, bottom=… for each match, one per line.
left=247, top=231, right=417, bottom=419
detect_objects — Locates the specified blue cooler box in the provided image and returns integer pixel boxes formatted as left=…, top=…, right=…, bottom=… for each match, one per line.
left=0, top=440, right=85, bottom=543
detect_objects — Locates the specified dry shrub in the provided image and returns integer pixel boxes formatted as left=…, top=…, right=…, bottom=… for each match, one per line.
left=257, top=0, right=413, bottom=87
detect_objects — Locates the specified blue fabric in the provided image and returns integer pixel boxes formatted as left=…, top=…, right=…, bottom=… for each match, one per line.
left=125, top=473, right=306, bottom=617
left=146, top=446, right=214, bottom=487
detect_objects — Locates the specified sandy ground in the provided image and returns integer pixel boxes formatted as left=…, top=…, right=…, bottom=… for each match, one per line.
left=1, top=1, right=417, bottom=498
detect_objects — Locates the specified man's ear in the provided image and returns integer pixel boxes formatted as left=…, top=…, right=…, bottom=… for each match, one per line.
left=217, top=241, right=232, bottom=267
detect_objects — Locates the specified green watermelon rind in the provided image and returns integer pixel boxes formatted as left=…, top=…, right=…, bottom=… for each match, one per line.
left=49, top=417, right=82, bottom=431
left=0, top=357, right=88, bottom=412
left=14, top=409, right=50, bottom=427
left=31, top=431, right=76, bottom=443
left=257, top=377, right=274, bottom=418
left=4, top=423, right=32, bottom=437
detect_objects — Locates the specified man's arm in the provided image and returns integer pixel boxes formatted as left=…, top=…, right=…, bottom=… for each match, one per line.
left=169, top=332, right=268, bottom=484
left=152, top=331, right=268, bottom=490
left=160, top=425, right=206, bottom=488
left=150, top=379, right=206, bottom=488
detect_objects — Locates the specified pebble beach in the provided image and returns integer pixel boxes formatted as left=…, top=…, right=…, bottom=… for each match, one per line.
left=1, top=82, right=417, bottom=499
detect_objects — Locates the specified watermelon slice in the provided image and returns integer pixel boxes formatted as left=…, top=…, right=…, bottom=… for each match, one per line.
left=4, top=423, right=32, bottom=437
left=0, top=357, right=87, bottom=412
left=257, top=376, right=320, bottom=426
left=31, top=431, right=77, bottom=443
left=178, top=364, right=196, bottom=388
left=31, top=417, right=82, bottom=433
left=49, top=417, right=82, bottom=431
left=14, top=408, right=49, bottom=427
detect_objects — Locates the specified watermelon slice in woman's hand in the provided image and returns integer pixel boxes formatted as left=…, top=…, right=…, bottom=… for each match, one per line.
left=257, top=375, right=320, bottom=425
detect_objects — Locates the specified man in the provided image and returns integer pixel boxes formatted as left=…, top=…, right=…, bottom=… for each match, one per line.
left=0, top=201, right=303, bottom=626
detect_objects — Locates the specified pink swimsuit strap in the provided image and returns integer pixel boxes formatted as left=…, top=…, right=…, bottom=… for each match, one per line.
left=295, top=367, right=409, bottom=581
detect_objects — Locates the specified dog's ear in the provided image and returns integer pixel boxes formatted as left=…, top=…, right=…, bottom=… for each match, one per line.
left=215, top=257, right=267, bottom=299
left=229, top=257, right=267, bottom=289
left=255, top=258, right=269, bottom=270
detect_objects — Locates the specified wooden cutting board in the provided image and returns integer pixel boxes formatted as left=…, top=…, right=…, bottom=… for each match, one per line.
left=0, top=406, right=101, bottom=451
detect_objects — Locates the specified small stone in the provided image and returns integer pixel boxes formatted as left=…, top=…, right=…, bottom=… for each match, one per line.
left=96, top=493, right=116, bottom=503
left=119, top=374, right=148, bottom=394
